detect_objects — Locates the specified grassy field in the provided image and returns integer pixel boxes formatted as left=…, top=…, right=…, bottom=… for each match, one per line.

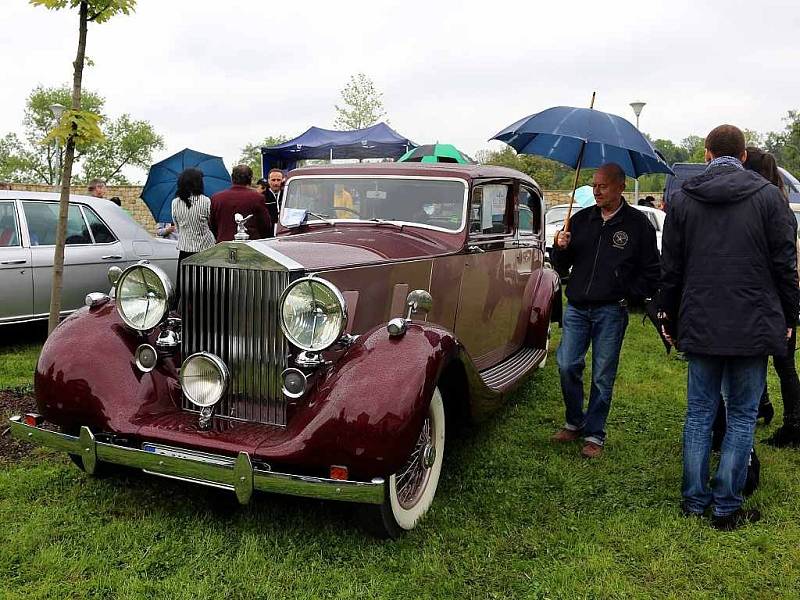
left=2, top=318, right=800, bottom=599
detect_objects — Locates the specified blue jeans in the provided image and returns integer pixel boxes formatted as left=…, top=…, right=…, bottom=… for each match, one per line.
left=683, top=354, right=766, bottom=517
left=556, top=302, right=629, bottom=445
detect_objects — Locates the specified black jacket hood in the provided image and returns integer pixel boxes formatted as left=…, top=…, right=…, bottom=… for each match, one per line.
left=682, top=165, right=771, bottom=205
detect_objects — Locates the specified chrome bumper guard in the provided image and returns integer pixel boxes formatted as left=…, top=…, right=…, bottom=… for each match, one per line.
left=8, top=416, right=384, bottom=505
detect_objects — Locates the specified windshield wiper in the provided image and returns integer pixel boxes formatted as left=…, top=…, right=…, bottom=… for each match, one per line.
left=368, top=218, right=404, bottom=230
left=307, top=211, right=335, bottom=226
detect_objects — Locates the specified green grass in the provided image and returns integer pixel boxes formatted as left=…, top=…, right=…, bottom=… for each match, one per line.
left=2, top=318, right=800, bottom=598
left=0, top=323, right=44, bottom=389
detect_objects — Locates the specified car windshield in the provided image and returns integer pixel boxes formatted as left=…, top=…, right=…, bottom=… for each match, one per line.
left=282, top=177, right=467, bottom=231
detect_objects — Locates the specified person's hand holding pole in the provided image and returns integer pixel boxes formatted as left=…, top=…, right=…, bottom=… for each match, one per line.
left=555, top=230, right=571, bottom=248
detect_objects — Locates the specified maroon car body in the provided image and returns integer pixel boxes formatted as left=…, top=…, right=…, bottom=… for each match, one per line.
left=11, top=163, right=559, bottom=536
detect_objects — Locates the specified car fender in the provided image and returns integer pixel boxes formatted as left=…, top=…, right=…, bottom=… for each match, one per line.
left=259, top=321, right=460, bottom=478
left=34, top=303, right=180, bottom=435
left=525, top=267, right=560, bottom=347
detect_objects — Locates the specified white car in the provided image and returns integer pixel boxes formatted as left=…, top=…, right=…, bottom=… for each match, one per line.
left=633, top=204, right=665, bottom=252
left=0, top=190, right=178, bottom=325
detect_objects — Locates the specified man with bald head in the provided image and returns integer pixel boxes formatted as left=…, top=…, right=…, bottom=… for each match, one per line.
left=550, top=163, right=660, bottom=458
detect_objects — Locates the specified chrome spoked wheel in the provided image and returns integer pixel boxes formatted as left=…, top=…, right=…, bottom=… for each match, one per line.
left=363, top=388, right=445, bottom=538
left=395, top=409, right=436, bottom=509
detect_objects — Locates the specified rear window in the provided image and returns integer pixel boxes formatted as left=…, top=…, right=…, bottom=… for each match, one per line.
left=23, top=202, right=91, bottom=246
left=0, top=202, right=20, bottom=247
left=83, top=206, right=117, bottom=243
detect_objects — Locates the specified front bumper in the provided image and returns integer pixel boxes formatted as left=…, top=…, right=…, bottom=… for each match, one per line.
left=8, top=416, right=384, bottom=505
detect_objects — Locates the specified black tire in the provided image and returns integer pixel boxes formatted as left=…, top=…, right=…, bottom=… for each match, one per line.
left=362, top=388, right=445, bottom=538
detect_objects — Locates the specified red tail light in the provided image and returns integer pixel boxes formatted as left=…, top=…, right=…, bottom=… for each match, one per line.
left=23, top=413, right=44, bottom=427
left=329, top=465, right=349, bottom=480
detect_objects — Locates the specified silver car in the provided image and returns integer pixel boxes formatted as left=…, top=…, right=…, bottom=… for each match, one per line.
left=0, top=190, right=178, bottom=325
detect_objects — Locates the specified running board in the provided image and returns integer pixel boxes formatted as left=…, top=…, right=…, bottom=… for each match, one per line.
left=479, top=346, right=547, bottom=391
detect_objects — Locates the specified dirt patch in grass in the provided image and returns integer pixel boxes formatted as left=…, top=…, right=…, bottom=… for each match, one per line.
left=0, top=388, right=38, bottom=463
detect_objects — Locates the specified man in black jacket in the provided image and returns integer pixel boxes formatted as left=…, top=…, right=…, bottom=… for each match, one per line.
left=660, top=124, right=799, bottom=530
left=551, top=163, right=660, bottom=458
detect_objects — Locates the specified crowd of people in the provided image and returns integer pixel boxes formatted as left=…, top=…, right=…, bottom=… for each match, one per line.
left=551, top=124, right=799, bottom=531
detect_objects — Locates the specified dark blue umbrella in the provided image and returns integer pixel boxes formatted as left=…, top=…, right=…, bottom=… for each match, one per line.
left=491, top=105, right=673, bottom=178
left=140, top=148, right=232, bottom=222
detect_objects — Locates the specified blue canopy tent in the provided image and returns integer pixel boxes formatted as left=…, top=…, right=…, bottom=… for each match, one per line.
left=261, top=122, right=416, bottom=173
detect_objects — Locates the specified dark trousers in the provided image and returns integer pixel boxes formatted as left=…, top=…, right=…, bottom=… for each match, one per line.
left=768, top=326, right=800, bottom=428
left=175, top=250, right=195, bottom=304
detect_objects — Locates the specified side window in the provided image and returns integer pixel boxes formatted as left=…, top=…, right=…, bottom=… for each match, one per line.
left=83, top=206, right=117, bottom=243
left=23, top=202, right=91, bottom=246
left=469, top=184, right=511, bottom=235
left=518, top=187, right=542, bottom=235
left=0, top=202, right=20, bottom=247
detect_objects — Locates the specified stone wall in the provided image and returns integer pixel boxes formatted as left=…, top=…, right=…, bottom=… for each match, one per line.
left=4, top=183, right=643, bottom=231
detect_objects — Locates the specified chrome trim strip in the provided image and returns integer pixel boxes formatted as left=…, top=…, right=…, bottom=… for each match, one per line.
left=8, top=417, right=385, bottom=505
left=244, top=241, right=305, bottom=271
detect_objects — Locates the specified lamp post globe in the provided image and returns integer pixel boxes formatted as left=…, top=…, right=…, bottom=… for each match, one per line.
left=629, top=102, right=646, bottom=203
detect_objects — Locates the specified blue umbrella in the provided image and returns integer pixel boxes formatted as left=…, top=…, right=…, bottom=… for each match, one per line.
left=140, top=148, right=232, bottom=222
left=490, top=104, right=673, bottom=178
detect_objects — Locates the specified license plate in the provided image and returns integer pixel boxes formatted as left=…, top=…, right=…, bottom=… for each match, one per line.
left=141, top=443, right=234, bottom=467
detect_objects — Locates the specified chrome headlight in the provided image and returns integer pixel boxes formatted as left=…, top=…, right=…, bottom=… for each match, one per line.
left=180, top=352, right=229, bottom=408
left=280, top=277, right=347, bottom=352
left=115, top=262, right=173, bottom=331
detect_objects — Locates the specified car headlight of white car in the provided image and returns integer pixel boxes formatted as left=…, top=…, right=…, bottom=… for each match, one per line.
left=280, top=277, right=347, bottom=352
left=115, top=262, right=174, bottom=331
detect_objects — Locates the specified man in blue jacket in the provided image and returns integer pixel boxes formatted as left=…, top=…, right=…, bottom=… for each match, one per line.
left=551, top=163, right=660, bottom=458
left=660, top=124, right=798, bottom=530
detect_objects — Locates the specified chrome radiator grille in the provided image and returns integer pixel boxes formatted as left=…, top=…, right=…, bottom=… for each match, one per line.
left=181, top=264, right=291, bottom=426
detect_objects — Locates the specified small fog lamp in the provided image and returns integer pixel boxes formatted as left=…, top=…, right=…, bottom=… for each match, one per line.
left=281, top=368, right=307, bottom=399
left=135, top=343, right=158, bottom=372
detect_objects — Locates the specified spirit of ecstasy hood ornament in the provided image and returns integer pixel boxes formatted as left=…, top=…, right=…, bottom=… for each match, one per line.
left=234, top=213, right=253, bottom=241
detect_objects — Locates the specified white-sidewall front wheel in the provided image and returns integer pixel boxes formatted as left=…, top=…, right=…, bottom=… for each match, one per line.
left=386, top=388, right=445, bottom=532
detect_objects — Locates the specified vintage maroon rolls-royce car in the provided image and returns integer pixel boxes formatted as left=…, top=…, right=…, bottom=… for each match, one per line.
left=10, top=163, right=559, bottom=537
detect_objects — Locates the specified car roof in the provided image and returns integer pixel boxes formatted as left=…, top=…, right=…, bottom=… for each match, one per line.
left=0, top=189, right=153, bottom=239
left=287, top=162, right=541, bottom=191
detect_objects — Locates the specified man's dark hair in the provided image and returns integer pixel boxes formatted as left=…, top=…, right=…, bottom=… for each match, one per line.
left=268, top=168, right=283, bottom=177
left=705, top=125, right=745, bottom=159
left=176, top=168, right=204, bottom=207
left=600, top=162, right=626, bottom=184
left=232, top=164, right=253, bottom=185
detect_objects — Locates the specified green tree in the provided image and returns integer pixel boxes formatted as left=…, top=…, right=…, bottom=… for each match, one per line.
left=333, top=73, right=387, bottom=130
left=237, top=135, right=288, bottom=180
left=79, top=113, right=163, bottom=184
left=766, top=110, right=800, bottom=178
left=30, top=0, right=136, bottom=333
left=0, top=85, right=161, bottom=185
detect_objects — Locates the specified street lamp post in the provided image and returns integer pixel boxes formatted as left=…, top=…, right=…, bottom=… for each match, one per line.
left=629, top=101, right=646, bottom=204
left=49, top=103, right=66, bottom=187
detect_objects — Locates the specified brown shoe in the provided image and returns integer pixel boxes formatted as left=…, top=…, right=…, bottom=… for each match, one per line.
left=581, top=441, right=603, bottom=458
left=552, top=428, right=582, bottom=443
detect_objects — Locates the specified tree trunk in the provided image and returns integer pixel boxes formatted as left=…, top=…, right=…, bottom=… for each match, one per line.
left=48, top=0, right=88, bottom=334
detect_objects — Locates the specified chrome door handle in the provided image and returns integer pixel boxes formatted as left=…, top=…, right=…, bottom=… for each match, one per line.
left=0, top=259, right=27, bottom=265
left=467, top=245, right=485, bottom=254
left=101, top=255, right=123, bottom=260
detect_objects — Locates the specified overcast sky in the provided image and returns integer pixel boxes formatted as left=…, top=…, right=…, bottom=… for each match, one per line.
left=2, top=0, right=798, bottom=183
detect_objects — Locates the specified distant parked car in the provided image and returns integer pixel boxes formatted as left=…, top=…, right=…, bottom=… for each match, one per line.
left=545, top=203, right=587, bottom=256
left=633, top=204, right=665, bottom=252
left=0, top=191, right=177, bottom=325
left=664, top=162, right=800, bottom=207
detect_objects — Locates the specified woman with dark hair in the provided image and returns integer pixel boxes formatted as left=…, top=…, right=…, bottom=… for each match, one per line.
left=170, top=168, right=216, bottom=299
left=746, top=147, right=800, bottom=446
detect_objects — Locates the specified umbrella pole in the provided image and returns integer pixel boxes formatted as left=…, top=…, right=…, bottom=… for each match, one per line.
left=562, top=92, right=596, bottom=235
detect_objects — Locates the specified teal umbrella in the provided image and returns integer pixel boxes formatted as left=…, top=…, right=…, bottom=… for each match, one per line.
left=572, top=185, right=596, bottom=208
left=398, top=143, right=475, bottom=164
